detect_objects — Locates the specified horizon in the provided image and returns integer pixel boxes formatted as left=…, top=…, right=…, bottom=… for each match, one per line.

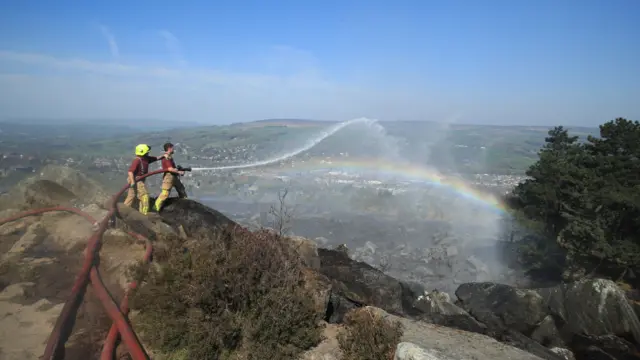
left=0, top=116, right=604, bottom=131
left=1, top=0, right=638, bottom=126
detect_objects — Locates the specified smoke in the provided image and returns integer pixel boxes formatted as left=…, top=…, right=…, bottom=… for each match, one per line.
left=195, top=117, right=523, bottom=295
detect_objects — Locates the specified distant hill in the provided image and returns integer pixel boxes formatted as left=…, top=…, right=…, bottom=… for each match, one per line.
left=238, top=119, right=599, bottom=137
left=232, top=118, right=337, bottom=128
left=0, top=117, right=601, bottom=175
left=1, top=118, right=205, bottom=131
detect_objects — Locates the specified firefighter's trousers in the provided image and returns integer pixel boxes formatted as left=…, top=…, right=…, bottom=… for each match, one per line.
left=124, top=181, right=150, bottom=215
left=154, top=173, right=187, bottom=212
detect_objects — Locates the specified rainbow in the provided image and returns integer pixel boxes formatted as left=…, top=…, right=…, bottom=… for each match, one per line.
left=274, top=157, right=508, bottom=213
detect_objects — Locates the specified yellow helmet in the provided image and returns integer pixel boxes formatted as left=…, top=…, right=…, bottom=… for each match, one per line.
left=135, top=144, right=151, bottom=156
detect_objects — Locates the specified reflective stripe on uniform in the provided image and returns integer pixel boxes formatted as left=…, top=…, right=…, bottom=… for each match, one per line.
left=139, top=194, right=149, bottom=215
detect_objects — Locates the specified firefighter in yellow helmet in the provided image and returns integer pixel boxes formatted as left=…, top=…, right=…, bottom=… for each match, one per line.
left=123, top=144, right=165, bottom=215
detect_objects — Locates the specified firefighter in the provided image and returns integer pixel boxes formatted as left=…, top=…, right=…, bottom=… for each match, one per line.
left=124, top=144, right=164, bottom=215
left=154, top=142, right=188, bottom=212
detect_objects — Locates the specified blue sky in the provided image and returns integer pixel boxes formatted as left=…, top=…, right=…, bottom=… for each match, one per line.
left=0, top=0, right=638, bottom=125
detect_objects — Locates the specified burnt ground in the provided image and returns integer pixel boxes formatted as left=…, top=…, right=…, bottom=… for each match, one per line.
left=0, top=225, right=125, bottom=359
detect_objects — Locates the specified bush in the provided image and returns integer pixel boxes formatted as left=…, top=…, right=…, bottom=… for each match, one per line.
left=337, top=307, right=404, bottom=360
left=129, top=228, right=323, bottom=360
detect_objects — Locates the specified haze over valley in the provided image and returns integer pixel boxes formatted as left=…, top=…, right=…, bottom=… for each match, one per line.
left=0, top=118, right=590, bottom=294
left=2, top=2, right=639, bottom=359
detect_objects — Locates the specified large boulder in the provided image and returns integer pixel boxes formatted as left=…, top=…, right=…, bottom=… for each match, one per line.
left=454, top=282, right=568, bottom=360
left=287, top=235, right=321, bottom=270
left=412, top=289, right=487, bottom=334
left=22, top=180, right=78, bottom=208
left=570, top=334, right=638, bottom=360
left=0, top=165, right=109, bottom=211
left=455, top=279, right=640, bottom=360
left=1, top=179, right=77, bottom=210
left=301, top=268, right=333, bottom=319
left=36, top=165, right=110, bottom=206
left=369, top=307, right=544, bottom=360
left=536, top=278, right=640, bottom=359
left=115, top=204, right=177, bottom=240
left=157, top=198, right=237, bottom=237
left=317, top=248, right=420, bottom=322
left=536, top=278, right=640, bottom=343
left=455, top=282, right=548, bottom=334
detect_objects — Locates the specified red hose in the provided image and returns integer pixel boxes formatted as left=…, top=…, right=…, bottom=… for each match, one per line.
left=0, top=169, right=166, bottom=360
left=100, top=233, right=153, bottom=360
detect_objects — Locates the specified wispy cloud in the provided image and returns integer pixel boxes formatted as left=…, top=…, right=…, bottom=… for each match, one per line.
left=0, top=49, right=400, bottom=122
left=0, top=50, right=134, bottom=75
left=98, top=24, right=120, bottom=61
left=0, top=50, right=331, bottom=88
left=0, top=45, right=462, bottom=123
left=159, top=30, right=186, bottom=66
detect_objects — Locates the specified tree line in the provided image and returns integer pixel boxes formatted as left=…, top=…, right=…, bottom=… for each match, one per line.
left=507, top=117, right=640, bottom=284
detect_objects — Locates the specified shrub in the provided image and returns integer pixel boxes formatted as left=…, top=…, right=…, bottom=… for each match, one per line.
left=337, top=307, right=404, bottom=360
left=129, top=228, right=323, bottom=360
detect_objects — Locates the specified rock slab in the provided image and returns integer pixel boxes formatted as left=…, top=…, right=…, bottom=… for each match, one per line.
left=369, top=306, right=544, bottom=360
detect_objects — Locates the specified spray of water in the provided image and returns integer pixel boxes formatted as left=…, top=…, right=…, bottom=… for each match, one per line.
left=194, top=116, right=522, bottom=295
left=192, top=117, right=378, bottom=171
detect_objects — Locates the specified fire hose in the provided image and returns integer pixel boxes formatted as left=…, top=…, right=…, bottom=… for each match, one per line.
left=0, top=169, right=167, bottom=360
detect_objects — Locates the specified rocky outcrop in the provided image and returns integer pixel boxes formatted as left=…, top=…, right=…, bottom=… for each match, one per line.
left=288, top=235, right=322, bottom=270
left=537, top=279, right=640, bottom=343
left=115, top=204, right=177, bottom=240
left=0, top=167, right=152, bottom=359
left=570, top=334, right=637, bottom=360
left=412, top=289, right=487, bottom=334
left=0, top=212, right=132, bottom=359
left=0, top=165, right=109, bottom=211
left=23, top=180, right=78, bottom=208
left=370, top=307, right=544, bottom=360
left=536, top=279, right=640, bottom=360
left=394, top=342, right=440, bottom=360
left=455, top=280, right=640, bottom=360
left=144, top=198, right=640, bottom=360
left=157, top=198, right=237, bottom=237
left=314, top=250, right=559, bottom=359
left=5, top=167, right=638, bottom=360
left=317, top=247, right=421, bottom=323
left=456, top=282, right=548, bottom=334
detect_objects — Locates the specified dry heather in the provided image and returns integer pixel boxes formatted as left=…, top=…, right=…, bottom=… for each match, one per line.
left=128, top=228, right=323, bottom=360
left=337, top=307, right=404, bottom=360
